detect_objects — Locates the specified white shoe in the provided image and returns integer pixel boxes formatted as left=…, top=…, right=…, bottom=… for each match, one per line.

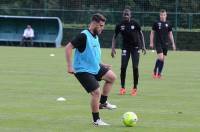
left=99, top=101, right=117, bottom=110
left=93, top=119, right=110, bottom=126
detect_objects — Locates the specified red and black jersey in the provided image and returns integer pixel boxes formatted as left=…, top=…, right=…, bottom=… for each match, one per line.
left=114, top=19, right=141, bottom=49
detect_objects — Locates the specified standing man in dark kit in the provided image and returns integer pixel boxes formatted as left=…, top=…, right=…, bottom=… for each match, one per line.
left=150, top=9, right=176, bottom=79
left=111, top=8, right=146, bottom=96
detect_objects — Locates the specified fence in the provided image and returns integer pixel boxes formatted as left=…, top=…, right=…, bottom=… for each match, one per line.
left=0, top=0, right=199, bottom=30
left=0, top=0, right=199, bottom=49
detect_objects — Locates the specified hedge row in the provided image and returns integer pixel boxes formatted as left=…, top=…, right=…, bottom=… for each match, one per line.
left=63, top=28, right=200, bottom=51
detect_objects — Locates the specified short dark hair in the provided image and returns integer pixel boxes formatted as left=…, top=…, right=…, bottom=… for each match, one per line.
left=123, top=8, right=131, bottom=14
left=160, top=9, right=166, bottom=13
left=91, top=13, right=106, bottom=23
left=123, top=8, right=131, bottom=16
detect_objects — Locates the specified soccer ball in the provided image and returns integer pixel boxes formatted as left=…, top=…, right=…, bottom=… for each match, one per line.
left=122, top=112, right=138, bottom=127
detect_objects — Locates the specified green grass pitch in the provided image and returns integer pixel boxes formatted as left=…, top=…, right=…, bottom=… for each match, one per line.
left=0, top=46, right=200, bottom=132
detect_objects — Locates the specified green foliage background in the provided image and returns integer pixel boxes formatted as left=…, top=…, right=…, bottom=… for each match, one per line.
left=0, top=0, right=199, bottom=28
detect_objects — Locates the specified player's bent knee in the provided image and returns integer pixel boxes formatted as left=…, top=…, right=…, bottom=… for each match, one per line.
left=91, top=88, right=101, bottom=97
left=109, top=71, right=117, bottom=82
left=102, top=70, right=117, bottom=83
left=105, top=70, right=117, bottom=83
left=111, top=73, right=117, bottom=82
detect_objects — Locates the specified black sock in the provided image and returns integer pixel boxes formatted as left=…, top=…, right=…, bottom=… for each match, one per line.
left=133, top=68, right=139, bottom=88
left=100, top=95, right=107, bottom=104
left=158, top=60, right=164, bottom=75
left=92, top=112, right=100, bottom=122
left=154, top=59, right=160, bottom=74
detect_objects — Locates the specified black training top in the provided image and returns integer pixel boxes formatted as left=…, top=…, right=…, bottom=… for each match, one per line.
left=114, top=19, right=141, bottom=49
left=71, top=29, right=96, bottom=53
left=152, top=20, right=172, bottom=47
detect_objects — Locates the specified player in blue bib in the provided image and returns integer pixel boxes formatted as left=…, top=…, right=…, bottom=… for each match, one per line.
left=65, top=13, right=117, bottom=126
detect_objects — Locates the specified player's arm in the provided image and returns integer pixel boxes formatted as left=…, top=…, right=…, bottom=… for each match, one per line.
left=150, top=30, right=155, bottom=49
left=111, top=24, right=120, bottom=58
left=65, top=33, right=86, bottom=74
left=168, top=31, right=176, bottom=50
left=150, top=22, right=157, bottom=49
left=135, top=22, right=146, bottom=55
left=65, top=42, right=74, bottom=74
left=139, top=31, right=146, bottom=55
left=111, top=34, right=117, bottom=58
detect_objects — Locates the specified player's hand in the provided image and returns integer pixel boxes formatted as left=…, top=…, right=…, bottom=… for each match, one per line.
left=111, top=48, right=116, bottom=58
left=142, top=48, right=146, bottom=55
left=67, top=65, right=74, bottom=74
left=150, top=43, right=154, bottom=49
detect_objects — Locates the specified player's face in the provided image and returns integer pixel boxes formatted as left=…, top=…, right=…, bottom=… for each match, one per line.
left=93, top=21, right=105, bottom=35
left=160, top=12, right=167, bottom=22
left=123, top=12, right=131, bottom=21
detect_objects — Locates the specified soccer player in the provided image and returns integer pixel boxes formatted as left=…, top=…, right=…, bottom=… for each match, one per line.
left=65, top=13, right=117, bottom=126
left=111, top=8, right=146, bottom=96
left=150, top=9, right=176, bottom=78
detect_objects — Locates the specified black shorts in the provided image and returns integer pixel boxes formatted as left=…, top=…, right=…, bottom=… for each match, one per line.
left=156, top=46, right=168, bottom=56
left=74, top=64, right=109, bottom=93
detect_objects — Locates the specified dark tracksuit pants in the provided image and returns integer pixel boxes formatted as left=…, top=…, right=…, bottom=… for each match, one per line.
left=120, top=47, right=140, bottom=89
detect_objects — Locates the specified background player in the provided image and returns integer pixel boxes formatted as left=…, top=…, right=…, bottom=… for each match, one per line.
left=150, top=9, right=176, bottom=78
left=111, top=8, right=146, bottom=96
